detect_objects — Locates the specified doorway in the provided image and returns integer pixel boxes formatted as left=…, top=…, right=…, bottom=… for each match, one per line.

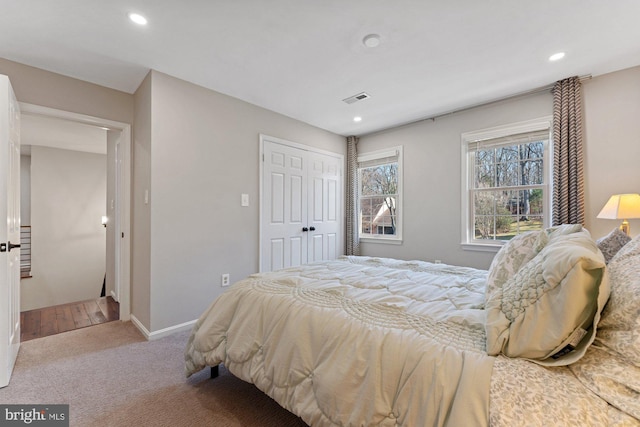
left=19, top=103, right=131, bottom=327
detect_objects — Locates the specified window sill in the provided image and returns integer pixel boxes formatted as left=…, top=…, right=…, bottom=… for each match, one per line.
left=461, top=242, right=502, bottom=253
left=360, top=237, right=403, bottom=245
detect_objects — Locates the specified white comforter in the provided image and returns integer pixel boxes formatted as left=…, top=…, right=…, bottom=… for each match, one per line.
left=185, top=256, right=637, bottom=426
left=185, top=256, right=494, bottom=426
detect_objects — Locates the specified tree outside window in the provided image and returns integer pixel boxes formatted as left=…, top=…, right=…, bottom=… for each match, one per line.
left=359, top=163, right=398, bottom=237
left=472, top=139, right=546, bottom=241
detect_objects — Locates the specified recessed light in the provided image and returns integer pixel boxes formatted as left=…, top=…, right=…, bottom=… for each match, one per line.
left=549, top=52, right=565, bottom=62
left=353, top=116, right=362, bottom=123
left=363, top=34, right=381, bottom=48
left=128, top=13, right=148, bottom=26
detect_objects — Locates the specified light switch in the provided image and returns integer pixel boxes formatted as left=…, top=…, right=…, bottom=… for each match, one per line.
left=241, top=193, right=249, bottom=207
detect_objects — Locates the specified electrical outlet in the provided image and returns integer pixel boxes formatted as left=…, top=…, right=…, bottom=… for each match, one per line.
left=221, top=273, right=230, bottom=287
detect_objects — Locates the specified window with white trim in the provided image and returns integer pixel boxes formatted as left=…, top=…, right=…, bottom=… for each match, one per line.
left=462, top=118, right=551, bottom=249
left=358, top=146, right=402, bottom=242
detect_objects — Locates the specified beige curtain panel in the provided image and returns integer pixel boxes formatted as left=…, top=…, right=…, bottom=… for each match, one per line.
left=553, top=76, right=585, bottom=226
left=346, top=136, right=360, bottom=255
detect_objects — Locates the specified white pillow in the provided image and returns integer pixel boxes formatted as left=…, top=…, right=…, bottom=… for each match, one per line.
left=485, top=224, right=583, bottom=299
left=485, top=230, right=545, bottom=299
left=485, top=226, right=609, bottom=366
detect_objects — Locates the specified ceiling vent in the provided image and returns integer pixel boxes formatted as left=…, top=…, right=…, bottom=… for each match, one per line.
left=342, top=92, right=371, bottom=104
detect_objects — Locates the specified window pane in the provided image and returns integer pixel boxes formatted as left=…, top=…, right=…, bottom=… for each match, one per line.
left=474, top=192, right=496, bottom=216
left=474, top=216, right=494, bottom=240
left=361, top=216, right=372, bottom=234
left=467, top=128, right=548, bottom=243
left=475, top=149, right=495, bottom=188
left=529, top=189, right=544, bottom=215
left=360, top=163, right=398, bottom=196
left=370, top=197, right=396, bottom=235
left=495, top=216, right=516, bottom=240
left=358, top=156, right=399, bottom=238
left=496, top=145, right=519, bottom=163
left=360, top=198, right=373, bottom=217
left=521, top=159, right=543, bottom=185
left=498, top=161, right=519, bottom=187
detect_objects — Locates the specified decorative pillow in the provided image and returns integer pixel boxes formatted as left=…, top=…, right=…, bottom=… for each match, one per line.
left=485, top=231, right=545, bottom=299
left=485, top=226, right=610, bottom=366
left=485, top=224, right=583, bottom=299
left=596, top=233, right=640, bottom=366
left=596, top=227, right=631, bottom=264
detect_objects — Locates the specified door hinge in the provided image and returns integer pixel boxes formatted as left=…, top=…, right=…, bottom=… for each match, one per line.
left=122, top=232, right=125, bottom=238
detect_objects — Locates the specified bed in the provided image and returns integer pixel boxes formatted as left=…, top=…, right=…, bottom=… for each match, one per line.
left=185, top=224, right=640, bottom=426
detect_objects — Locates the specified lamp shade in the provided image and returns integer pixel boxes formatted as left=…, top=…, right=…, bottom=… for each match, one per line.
left=597, top=193, right=640, bottom=219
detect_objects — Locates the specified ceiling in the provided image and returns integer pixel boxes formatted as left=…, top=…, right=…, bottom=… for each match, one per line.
left=21, top=115, right=107, bottom=155
left=2, top=1, right=640, bottom=136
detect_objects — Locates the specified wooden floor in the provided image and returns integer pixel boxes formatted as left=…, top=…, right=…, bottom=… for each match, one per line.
left=20, top=296, right=119, bottom=342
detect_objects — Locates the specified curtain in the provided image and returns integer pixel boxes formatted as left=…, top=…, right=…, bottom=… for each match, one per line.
left=346, top=136, right=360, bottom=255
left=552, top=76, right=585, bottom=226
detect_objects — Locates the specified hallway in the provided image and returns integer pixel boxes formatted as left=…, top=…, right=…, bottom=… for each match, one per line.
left=20, top=296, right=119, bottom=341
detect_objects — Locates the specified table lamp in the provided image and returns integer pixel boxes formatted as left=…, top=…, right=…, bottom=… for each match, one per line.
left=597, top=193, right=640, bottom=236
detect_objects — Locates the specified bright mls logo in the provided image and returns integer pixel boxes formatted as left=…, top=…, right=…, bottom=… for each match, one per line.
left=0, top=405, right=68, bottom=426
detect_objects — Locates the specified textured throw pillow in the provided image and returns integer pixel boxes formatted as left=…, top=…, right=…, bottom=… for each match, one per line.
left=485, top=226, right=610, bottom=366
left=596, top=227, right=631, bottom=264
left=485, top=224, right=583, bottom=299
left=596, top=233, right=640, bottom=365
left=485, top=231, right=546, bottom=299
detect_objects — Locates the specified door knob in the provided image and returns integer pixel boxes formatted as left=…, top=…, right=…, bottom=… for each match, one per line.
left=309, top=227, right=316, bottom=231
left=0, top=241, right=20, bottom=253
left=302, top=227, right=309, bottom=232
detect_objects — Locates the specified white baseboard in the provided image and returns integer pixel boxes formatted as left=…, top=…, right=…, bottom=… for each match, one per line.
left=130, top=314, right=197, bottom=341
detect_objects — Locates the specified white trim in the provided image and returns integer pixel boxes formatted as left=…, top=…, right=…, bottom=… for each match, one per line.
left=130, top=315, right=197, bottom=341
left=460, top=117, right=552, bottom=249
left=461, top=243, right=502, bottom=253
left=19, top=102, right=132, bottom=321
left=359, top=237, right=403, bottom=245
left=357, top=149, right=398, bottom=163
left=461, top=116, right=553, bottom=143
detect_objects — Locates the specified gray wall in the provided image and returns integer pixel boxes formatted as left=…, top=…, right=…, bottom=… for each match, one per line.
left=583, top=66, right=640, bottom=239
left=22, top=146, right=107, bottom=311
left=357, top=65, right=640, bottom=270
left=135, top=71, right=345, bottom=332
left=358, top=92, right=552, bottom=269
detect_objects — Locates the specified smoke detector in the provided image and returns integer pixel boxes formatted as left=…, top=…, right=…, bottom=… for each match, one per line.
left=342, top=92, right=371, bottom=105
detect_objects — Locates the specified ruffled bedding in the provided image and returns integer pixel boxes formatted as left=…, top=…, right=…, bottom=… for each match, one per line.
left=185, top=234, right=640, bottom=426
left=186, top=257, right=493, bottom=426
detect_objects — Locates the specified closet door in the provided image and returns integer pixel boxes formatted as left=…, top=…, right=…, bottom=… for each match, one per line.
left=261, top=136, right=343, bottom=273
left=307, top=151, right=341, bottom=263
left=262, top=141, right=308, bottom=271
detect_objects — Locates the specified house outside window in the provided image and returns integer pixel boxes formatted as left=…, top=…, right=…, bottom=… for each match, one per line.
left=462, top=117, right=552, bottom=250
left=358, top=146, right=403, bottom=243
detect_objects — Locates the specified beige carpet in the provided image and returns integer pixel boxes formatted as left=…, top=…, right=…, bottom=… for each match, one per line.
left=0, top=321, right=308, bottom=427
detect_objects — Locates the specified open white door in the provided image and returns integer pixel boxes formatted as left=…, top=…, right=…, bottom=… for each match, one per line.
left=0, top=75, right=21, bottom=388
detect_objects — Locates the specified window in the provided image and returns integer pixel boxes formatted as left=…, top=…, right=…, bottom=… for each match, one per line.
left=358, top=147, right=402, bottom=242
left=462, top=118, right=551, bottom=249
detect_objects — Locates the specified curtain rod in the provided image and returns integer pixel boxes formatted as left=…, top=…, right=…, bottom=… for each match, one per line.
left=363, top=75, right=592, bottom=137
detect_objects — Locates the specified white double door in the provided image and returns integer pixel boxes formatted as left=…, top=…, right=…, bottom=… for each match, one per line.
left=261, top=137, right=343, bottom=272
